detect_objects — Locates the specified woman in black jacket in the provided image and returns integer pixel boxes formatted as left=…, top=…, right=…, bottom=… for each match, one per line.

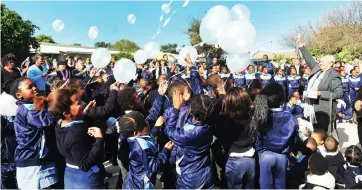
left=216, top=87, right=256, bottom=189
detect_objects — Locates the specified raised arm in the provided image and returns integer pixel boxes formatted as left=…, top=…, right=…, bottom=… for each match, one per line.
left=297, top=33, right=318, bottom=70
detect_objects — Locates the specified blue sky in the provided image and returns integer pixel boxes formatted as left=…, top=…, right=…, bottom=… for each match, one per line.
left=4, top=1, right=347, bottom=53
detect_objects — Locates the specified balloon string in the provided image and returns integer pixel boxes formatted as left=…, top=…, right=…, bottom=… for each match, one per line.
left=84, top=68, right=101, bottom=88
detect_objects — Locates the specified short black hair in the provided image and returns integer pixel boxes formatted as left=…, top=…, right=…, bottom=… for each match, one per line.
left=1, top=53, right=16, bottom=66
left=190, top=94, right=213, bottom=122
left=345, top=145, right=362, bottom=166
left=9, top=77, right=28, bottom=99
left=118, top=111, right=149, bottom=137
left=168, top=81, right=187, bottom=100
left=117, top=88, right=137, bottom=111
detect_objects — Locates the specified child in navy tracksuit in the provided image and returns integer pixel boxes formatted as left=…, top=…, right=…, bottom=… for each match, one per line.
left=287, top=67, right=301, bottom=96
left=233, top=72, right=246, bottom=89
left=344, top=145, right=362, bottom=189
left=245, top=65, right=256, bottom=87
left=10, top=77, right=58, bottom=189
left=165, top=93, right=214, bottom=189
left=259, top=66, right=272, bottom=87
left=252, top=83, right=301, bottom=189
left=273, top=68, right=287, bottom=89
left=301, top=67, right=311, bottom=91
left=337, top=99, right=353, bottom=123
left=118, top=111, right=173, bottom=189
left=349, top=69, right=361, bottom=103
left=340, top=70, right=350, bottom=108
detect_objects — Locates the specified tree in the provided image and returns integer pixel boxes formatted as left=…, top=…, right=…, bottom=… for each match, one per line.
left=280, top=2, right=362, bottom=60
left=36, top=34, right=55, bottom=43
left=1, top=4, right=39, bottom=63
left=94, top=41, right=112, bottom=48
left=114, top=52, right=133, bottom=60
left=111, top=39, right=140, bottom=53
left=71, top=43, right=81, bottom=46
left=186, top=18, right=224, bottom=59
left=160, top=43, right=178, bottom=54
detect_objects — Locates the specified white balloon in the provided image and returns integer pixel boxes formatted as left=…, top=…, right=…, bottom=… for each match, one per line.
left=218, top=20, right=256, bottom=54
left=143, top=42, right=160, bottom=59
left=231, top=4, right=251, bottom=22
left=127, top=14, right=136, bottom=24
left=345, top=64, right=353, bottom=74
left=199, top=5, right=233, bottom=45
left=113, top=59, right=137, bottom=83
left=88, top=26, right=99, bottom=41
left=226, top=53, right=251, bottom=73
left=91, top=48, right=111, bottom=68
left=0, top=92, right=18, bottom=117
left=178, top=46, right=198, bottom=67
left=161, top=4, right=171, bottom=14
left=52, top=19, right=64, bottom=32
left=134, top=50, right=147, bottom=64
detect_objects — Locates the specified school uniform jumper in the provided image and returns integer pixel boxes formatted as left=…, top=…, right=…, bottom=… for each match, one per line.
left=255, top=108, right=300, bottom=189
left=287, top=75, right=301, bottom=96
left=14, top=100, right=58, bottom=189
left=123, top=134, right=170, bottom=189
left=165, top=108, right=214, bottom=189
left=349, top=76, right=361, bottom=103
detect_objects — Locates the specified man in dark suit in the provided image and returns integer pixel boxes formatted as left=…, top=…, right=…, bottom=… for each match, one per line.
left=297, top=34, right=343, bottom=132
left=286, top=59, right=303, bottom=76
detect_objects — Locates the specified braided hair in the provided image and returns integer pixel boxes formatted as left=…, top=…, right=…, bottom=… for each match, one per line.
left=118, top=111, right=149, bottom=137
left=250, top=83, right=285, bottom=133
left=190, top=94, right=213, bottom=123
left=345, top=145, right=362, bottom=166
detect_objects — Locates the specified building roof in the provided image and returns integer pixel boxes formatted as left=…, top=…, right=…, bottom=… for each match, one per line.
left=30, top=43, right=178, bottom=60
left=30, top=42, right=120, bottom=55
left=275, top=51, right=299, bottom=59
left=252, top=50, right=276, bottom=60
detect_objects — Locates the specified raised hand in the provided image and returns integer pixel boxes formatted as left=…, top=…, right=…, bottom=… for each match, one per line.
left=217, top=83, right=226, bottom=95
left=158, top=83, right=168, bottom=96
left=155, top=116, right=165, bottom=127
left=297, top=33, right=303, bottom=47
left=59, top=79, right=70, bottom=89
left=110, top=82, right=120, bottom=91
left=164, top=141, right=174, bottom=150
left=83, top=100, right=96, bottom=114
left=173, top=90, right=184, bottom=110
left=185, top=52, right=193, bottom=67
left=87, top=127, right=103, bottom=138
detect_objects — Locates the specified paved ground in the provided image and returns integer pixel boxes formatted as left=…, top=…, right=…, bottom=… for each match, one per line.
left=104, top=122, right=360, bottom=188
left=336, top=122, right=359, bottom=153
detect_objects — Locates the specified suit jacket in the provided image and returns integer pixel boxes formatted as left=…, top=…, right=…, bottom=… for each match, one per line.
left=299, top=46, right=343, bottom=117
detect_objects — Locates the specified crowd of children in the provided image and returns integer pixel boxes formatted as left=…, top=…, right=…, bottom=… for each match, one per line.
left=1, top=52, right=362, bottom=189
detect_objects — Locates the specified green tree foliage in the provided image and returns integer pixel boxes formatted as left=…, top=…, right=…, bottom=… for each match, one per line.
left=35, top=34, right=55, bottom=43
left=114, top=52, right=133, bottom=60
left=111, top=39, right=140, bottom=53
left=186, top=18, right=224, bottom=59
left=281, top=2, right=362, bottom=61
left=160, top=43, right=178, bottom=54
left=1, top=4, right=39, bottom=62
left=94, top=41, right=112, bottom=48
